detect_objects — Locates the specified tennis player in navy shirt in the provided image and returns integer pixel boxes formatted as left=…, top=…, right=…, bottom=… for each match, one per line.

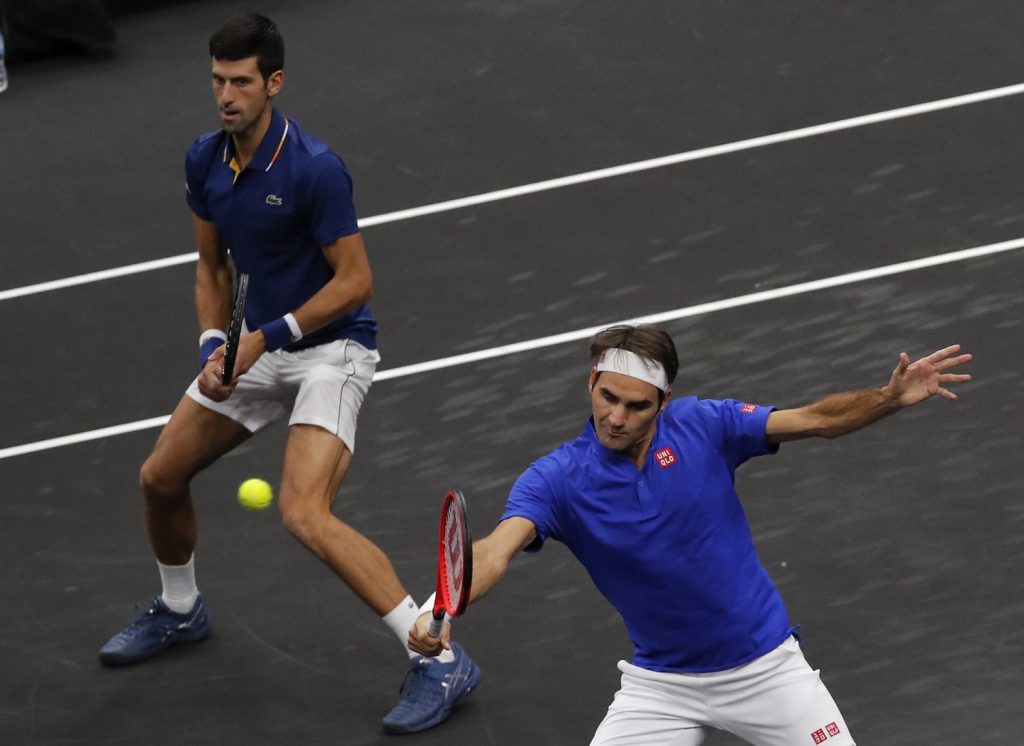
left=409, top=323, right=972, bottom=745
left=99, top=13, right=479, bottom=734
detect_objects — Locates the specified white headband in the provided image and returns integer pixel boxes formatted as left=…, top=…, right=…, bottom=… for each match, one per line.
left=594, top=348, right=669, bottom=391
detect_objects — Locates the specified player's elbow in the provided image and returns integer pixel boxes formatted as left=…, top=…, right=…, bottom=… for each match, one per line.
left=489, top=554, right=512, bottom=585
left=331, top=273, right=372, bottom=312
left=796, top=411, right=843, bottom=440
left=348, top=272, right=373, bottom=307
left=357, top=275, right=373, bottom=305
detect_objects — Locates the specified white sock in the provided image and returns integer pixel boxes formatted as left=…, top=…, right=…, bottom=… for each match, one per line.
left=158, top=555, right=199, bottom=614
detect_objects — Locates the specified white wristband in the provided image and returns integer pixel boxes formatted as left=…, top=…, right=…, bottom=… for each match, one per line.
left=198, top=329, right=227, bottom=347
left=283, top=313, right=303, bottom=342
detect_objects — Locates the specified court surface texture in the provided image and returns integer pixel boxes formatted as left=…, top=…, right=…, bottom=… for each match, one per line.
left=1, top=2, right=1023, bottom=744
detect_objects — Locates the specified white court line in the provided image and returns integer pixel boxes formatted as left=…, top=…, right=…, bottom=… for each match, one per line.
left=0, top=417, right=175, bottom=461
left=3, top=82, right=1024, bottom=303
left=2, top=237, right=1021, bottom=461
left=0, top=254, right=201, bottom=301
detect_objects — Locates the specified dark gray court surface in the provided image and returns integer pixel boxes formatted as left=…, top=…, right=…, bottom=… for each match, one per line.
left=2, top=2, right=1023, bottom=744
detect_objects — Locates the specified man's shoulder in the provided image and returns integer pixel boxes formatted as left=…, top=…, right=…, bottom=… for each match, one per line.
left=187, top=129, right=224, bottom=157
left=541, top=425, right=599, bottom=471
left=663, top=396, right=702, bottom=419
left=281, top=120, right=352, bottom=191
left=185, top=130, right=225, bottom=178
left=661, top=396, right=729, bottom=434
left=285, top=117, right=336, bottom=160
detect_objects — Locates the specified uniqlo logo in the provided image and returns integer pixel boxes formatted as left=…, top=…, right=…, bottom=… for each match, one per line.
left=655, top=447, right=677, bottom=468
left=826, top=723, right=841, bottom=737
left=811, top=729, right=828, bottom=744
left=740, top=403, right=757, bottom=414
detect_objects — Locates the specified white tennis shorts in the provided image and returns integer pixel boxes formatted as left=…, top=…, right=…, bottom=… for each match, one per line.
left=186, top=338, right=380, bottom=453
left=590, top=636, right=855, bottom=746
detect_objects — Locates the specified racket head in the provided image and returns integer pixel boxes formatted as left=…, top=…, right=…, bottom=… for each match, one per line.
left=220, top=272, right=249, bottom=385
left=429, top=489, right=473, bottom=635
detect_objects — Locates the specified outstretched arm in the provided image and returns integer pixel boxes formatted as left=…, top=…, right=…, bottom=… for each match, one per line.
left=408, top=517, right=537, bottom=656
left=766, top=345, right=972, bottom=443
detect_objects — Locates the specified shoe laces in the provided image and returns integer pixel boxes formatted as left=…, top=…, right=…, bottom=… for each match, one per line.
left=397, top=658, right=444, bottom=706
left=118, top=600, right=166, bottom=639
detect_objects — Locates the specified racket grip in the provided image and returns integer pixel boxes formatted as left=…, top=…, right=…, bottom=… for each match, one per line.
left=427, top=613, right=445, bottom=638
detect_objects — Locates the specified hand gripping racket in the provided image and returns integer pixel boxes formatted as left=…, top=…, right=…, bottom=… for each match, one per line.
left=221, top=272, right=249, bottom=386
left=428, top=490, right=473, bottom=637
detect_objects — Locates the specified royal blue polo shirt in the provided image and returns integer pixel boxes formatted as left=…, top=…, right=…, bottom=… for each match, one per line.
left=500, top=397, right=794, bottom=673
left=184, top=109, right=377, bottom=351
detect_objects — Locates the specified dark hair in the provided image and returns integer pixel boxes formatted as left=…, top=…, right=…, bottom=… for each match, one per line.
left=589, top=324, right=679, bottom=396
left=209, top=13, right=284, bottom=81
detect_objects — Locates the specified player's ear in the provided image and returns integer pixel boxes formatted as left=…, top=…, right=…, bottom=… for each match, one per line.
left=267, top=69, right=284, bottom=97
left=588, top=368, right=598, bottom=393
left=660, top=387, right=671, bottom=412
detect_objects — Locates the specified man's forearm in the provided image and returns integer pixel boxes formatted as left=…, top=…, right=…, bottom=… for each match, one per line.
left=290, top=272, right=372, bottom=339
left=194, top=260, right=233, bottom=331
left=804, top=386, right=902, bottom=439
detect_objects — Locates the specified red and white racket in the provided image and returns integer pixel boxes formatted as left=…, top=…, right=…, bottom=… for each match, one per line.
left=428, top=490, right=473, bottom=637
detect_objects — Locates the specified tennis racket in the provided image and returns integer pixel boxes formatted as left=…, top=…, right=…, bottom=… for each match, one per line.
left=428, top=490, right=473, bottom=637
left=220, top=272, right=249, bottom=386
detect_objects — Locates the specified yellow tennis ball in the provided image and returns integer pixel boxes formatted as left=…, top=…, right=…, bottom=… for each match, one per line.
left=237, top=478, right=274, bottom=511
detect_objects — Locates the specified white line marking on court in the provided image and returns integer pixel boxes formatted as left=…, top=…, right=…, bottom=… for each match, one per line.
left=376, top=237, right=1024, bottom=379
left=3, top=82, right=1024, bottom=303
left=2, top=237, right=1021, bottom=461
left=358, top=83, right=1024, bottom=227
left=0, top=254, right=201, bottom=301
left=0, top=417, right=172, bottom=461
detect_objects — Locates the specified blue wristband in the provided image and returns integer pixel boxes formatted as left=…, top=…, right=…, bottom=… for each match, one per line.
left=259, top=317, right=292, bottom=352
left=199, top=337, right=225, bottom=370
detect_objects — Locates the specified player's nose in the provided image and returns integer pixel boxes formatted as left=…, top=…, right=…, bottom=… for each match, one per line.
left=608, top=405, right=627, bottom=426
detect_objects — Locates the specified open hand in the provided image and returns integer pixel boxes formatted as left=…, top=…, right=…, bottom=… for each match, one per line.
left=884, top=344, right=972, bottom=407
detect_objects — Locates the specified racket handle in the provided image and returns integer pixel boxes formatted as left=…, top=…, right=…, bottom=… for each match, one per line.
left=427, top=613, right=445, bottom=638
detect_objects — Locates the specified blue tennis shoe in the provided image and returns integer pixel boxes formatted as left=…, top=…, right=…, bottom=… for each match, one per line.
left=99, top=594, right=211, bottom=666
left=382, top=642, right=481, bottom=734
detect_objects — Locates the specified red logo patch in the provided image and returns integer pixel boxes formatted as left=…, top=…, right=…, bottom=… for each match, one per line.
left=655, top=447, right=677, bottom=468
left=740, top=403, right=757, bottom=414
left=811, top=729, right=828, bottom=744
left=826, top=723, right=841, bottom=737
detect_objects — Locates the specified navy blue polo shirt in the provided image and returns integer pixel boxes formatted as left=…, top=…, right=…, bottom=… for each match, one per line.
left=184, top=109, right=377, bottom=351
left=500, top=397, right=793, bottom=673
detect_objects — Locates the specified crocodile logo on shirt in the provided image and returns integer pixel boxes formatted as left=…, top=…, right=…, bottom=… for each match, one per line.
left=266, top=194, right=283, bottom=206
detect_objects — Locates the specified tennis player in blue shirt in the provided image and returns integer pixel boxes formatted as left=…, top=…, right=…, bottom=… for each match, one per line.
left=409, top=323, right=972, bottom=745
left=98, top=13, right=478, bottom=734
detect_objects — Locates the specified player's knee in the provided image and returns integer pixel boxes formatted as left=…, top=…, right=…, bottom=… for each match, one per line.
left=279, top=498, right=323, bottom=544
left=139, top=459, right=188, bottom=506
